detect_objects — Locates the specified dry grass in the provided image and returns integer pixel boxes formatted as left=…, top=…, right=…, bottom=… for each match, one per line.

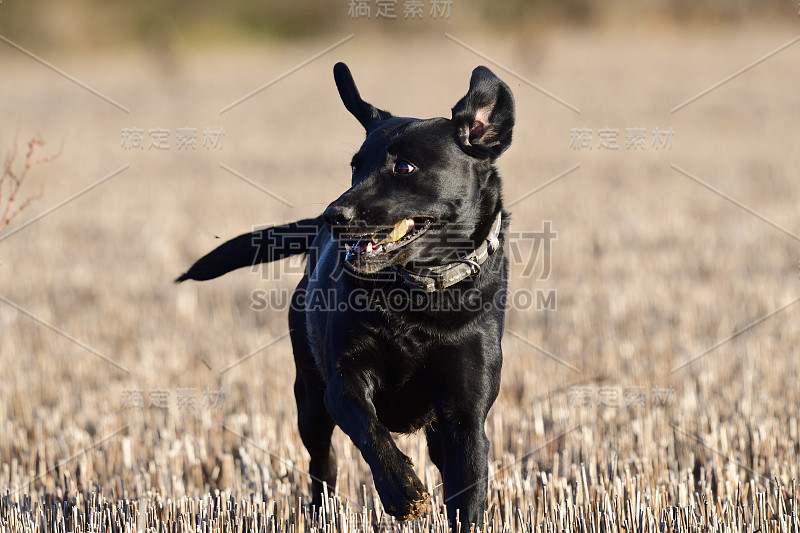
left=1, top=22, right=799, bottom=533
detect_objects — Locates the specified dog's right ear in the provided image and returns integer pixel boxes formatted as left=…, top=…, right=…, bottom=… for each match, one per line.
left=451, top=66, right=515, bottom=158
left=334, top=62, right=393, bottom=132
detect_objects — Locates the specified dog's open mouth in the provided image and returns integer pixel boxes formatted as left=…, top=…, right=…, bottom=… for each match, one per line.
left=344, top=216, right=434, bottom=271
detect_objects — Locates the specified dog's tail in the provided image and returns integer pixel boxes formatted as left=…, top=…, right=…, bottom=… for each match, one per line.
left=175, top=215, right=324, bottom=282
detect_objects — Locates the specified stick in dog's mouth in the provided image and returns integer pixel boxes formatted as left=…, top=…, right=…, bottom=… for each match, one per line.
left=346, top=217, right=434, bottom=258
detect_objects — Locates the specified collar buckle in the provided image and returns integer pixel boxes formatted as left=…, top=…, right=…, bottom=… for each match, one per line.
left=455, top=257, right=482, bottom=276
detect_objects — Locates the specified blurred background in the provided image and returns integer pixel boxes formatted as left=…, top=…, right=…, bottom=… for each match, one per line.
left=0, top=0, right=793, bottom=49
left=0, top=0, right=798, bottom=520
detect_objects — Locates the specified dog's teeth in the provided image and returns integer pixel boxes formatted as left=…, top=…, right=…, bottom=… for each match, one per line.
left=367, top=242, right=373, bottom=253
left=353, top=238, right=367, bottom=254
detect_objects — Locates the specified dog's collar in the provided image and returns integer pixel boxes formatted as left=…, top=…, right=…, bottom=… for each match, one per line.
left=397, top=211, right=502, bottom=293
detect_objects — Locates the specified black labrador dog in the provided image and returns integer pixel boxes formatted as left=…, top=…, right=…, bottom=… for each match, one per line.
left=177, top=62, right=514, bottom=529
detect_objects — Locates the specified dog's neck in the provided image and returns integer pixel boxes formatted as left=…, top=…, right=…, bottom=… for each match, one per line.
left=397, top=210, right=503, bottom=292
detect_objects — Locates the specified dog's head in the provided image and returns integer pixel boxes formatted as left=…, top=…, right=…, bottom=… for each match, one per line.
left=324, top=62, right=515, bottom=275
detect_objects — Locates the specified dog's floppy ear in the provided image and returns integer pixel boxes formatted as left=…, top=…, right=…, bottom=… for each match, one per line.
left=334, top=62, right=393, bottom=132
left=451, top=66, right=515, bottom=158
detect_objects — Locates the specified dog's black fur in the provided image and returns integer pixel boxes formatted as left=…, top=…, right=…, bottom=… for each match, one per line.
left=177, top=62, right=515, bottom=529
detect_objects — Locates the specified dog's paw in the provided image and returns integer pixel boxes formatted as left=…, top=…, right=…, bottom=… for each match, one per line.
left=378, top=466, right=430, bottom=521
left=394, top=490, right=430, bottom=521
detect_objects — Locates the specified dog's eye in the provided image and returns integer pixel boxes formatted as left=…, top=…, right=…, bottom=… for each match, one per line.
left=351, top=165, right=357, bottom=176
left=393, top=160, right=416, bottom=175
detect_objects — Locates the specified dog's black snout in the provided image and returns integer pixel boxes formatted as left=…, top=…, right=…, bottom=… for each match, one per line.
left=323, top=205, right=356, bottom=227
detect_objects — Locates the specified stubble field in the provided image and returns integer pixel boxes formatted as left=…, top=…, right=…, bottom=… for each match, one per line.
left=1, top=23, right=799, bottom=533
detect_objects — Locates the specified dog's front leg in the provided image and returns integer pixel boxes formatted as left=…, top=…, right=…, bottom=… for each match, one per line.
left=323, top=373, right=430, bottom=520
left=433, top=341, right=502, bottom=530
left=436, top=410, right=491, bottom=529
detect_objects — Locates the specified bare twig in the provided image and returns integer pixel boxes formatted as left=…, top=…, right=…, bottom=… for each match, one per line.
left=0, top=135, right=61, bottom=233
